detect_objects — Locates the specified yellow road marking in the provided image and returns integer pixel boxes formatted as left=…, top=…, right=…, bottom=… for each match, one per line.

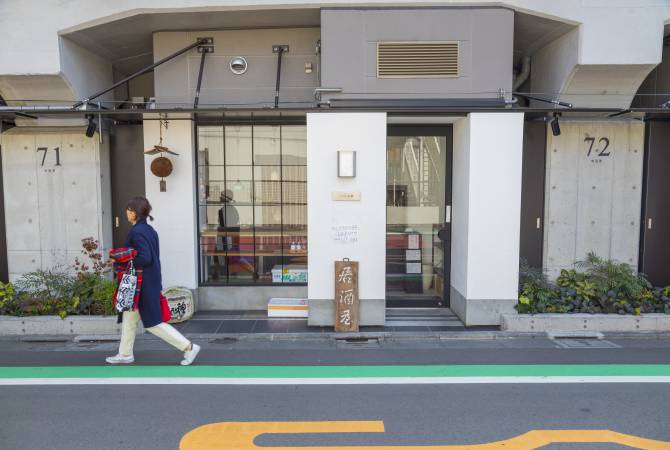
left=180, top=420, right=670, bottom=449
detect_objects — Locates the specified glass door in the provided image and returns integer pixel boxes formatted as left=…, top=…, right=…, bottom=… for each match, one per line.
left=386, top=126, right=452, bottom=307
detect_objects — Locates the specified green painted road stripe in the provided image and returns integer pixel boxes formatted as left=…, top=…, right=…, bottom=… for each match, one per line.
left=1, top=364, right=670, bottom=379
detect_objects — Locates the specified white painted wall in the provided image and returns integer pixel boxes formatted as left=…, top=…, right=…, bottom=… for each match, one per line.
left=451, top=117, right=470, bottom=297
left=543, top=120, right=644, bottom=280
left=0, top=1, right=668, bottom=107
left=306, top=112, right=387, bottom=301
left=451, top=113, right=524, bottom=325
left=142, top=115, right=198, bottom=289
left=0, top=129, right=112, bottom=281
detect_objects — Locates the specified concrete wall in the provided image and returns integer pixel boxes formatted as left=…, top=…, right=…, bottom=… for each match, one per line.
left=60, top=38, right=114, bottom=103
left=451, top=113, right=524, bottom=326
left=153, top=28, right=320, bottom=107
left=306, top=112, right=386, bottom=326
left=543, top=120, right=644, bottom=279
left=0, top=128, right=112, bottom=281
left=142, top=115, right=198, bottom=289
left=320, top=8, right=513, bottom=100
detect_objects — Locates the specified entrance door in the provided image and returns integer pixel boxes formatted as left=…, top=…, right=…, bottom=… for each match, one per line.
left=640, top=120, right=670, bottom=286
left=386, top=126, right=452, bottom=307
left=110, top=125, right=146, bottom=247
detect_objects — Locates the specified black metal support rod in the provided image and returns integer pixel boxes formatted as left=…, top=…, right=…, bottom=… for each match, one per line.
left=514, top=93, right=573, bottom=108
left=72, top=39, right=207, bottom=109
left=194, top=50, right=208, bottom=109
left=274, top=49, right=284, bottom=109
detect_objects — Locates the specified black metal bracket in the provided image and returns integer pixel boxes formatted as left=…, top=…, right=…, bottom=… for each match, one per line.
left=273, top=45, right=289, bottom=108
left=197, top=37, right=214, bottom=54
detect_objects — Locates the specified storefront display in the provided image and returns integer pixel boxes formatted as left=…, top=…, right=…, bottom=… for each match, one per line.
left=197, top=122, right=307, bottom=285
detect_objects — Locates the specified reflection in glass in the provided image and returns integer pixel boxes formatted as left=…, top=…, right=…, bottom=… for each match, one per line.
left=253, top=126, right=281, bottom=165
left=198, top=123, right=307, bottom=285
left=386, top=135, right=447, bottom=304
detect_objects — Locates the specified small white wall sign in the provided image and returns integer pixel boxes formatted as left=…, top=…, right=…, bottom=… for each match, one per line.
left=331, top=191, right=361, bottom=201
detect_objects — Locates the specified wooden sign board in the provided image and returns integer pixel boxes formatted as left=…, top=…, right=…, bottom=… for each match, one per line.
left=334, top=260, right=359, bottom=332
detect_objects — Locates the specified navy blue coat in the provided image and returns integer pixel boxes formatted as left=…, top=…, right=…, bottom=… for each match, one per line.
left=125, top=218, right=163, bottom=328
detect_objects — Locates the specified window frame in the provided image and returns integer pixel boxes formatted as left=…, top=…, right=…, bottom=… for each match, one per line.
left=195, top=114, right=308, bottom=287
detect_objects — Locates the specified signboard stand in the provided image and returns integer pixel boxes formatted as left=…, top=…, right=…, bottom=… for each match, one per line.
left=334, top=259, right=359, bottom=332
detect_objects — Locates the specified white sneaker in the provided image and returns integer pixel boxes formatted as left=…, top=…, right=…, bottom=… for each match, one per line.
left=181, top=344, right=200, bottom=366
left=105, top=354, right=134, bottom=365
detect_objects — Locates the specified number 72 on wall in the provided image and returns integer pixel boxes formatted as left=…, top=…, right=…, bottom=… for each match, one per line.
left=584, top=136, right=611, bottom=158
left=36, top=147, right=61, bottom=167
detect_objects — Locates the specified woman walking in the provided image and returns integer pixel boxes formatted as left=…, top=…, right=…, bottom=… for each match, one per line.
left=106, top=196, right=200, bottom=365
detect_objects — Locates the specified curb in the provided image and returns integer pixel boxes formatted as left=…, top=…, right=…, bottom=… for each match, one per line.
left=0, top=315, right=144, bottom=336
left=502, top=313, right=670, bottom=333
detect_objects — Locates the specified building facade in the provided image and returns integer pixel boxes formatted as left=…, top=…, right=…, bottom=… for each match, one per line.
left=1, top=1, right=669, bottom=327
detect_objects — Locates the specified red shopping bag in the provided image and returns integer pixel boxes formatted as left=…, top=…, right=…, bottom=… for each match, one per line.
left=160, top=292, right=172, bottom=323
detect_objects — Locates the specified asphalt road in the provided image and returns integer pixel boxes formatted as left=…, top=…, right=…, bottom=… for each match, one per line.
left=1, top=336, right=669, bottom=450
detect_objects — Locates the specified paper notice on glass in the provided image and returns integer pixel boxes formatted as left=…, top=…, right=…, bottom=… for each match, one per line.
left=406, top=262, right=422, bottom=274
left=408, top=234, right=420, bottom=249
left=332, top=225, right=359, bottom=244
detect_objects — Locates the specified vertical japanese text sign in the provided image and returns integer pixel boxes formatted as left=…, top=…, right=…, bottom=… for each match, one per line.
left=335, top=259, right=359, bottom=332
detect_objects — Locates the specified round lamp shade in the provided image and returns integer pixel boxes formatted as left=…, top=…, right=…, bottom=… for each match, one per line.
left=151, top=156, right=173, bottom=178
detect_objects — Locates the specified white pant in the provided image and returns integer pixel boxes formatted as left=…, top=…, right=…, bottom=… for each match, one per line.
left=119, top=310, right=191, bottom=356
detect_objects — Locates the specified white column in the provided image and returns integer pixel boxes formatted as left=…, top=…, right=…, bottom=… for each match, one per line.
left=451, top=112, right=524, bottom=326
left=306, top=112, right=387, bottom=326
left=143, top=115, right=198, bottom=289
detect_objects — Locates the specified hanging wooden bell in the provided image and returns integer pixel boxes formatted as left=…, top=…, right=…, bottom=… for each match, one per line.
left=151, top=156, right=173, bottom=191
left=145, top=117, right=179, bottom=192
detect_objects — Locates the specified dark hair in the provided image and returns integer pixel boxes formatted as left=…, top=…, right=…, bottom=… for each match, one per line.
left=126, top=196, right=154, bottom=221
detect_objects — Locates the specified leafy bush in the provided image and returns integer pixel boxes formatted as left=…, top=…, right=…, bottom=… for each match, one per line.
left=0, top=282, right=19, bottom=315
left=1, top=237, right=117, bottom=318
left=517, top=253, right=670, bottom=315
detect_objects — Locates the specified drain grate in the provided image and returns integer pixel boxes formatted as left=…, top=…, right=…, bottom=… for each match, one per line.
left=210, top=337, right=238, bottom=345
left=554, top=339, right=621, bottom=349
left=335, top=337, right=381, bottom=349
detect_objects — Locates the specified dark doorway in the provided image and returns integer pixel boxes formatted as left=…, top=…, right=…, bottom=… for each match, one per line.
left=110, top=125, right=146, bottom=247
left=0, top=137, right=8, bottom=282
left=386, top=126, right=453, bottom=308
left=520, top=118, right=547, bottom=270
left=640, top=120, right=670, bottom=287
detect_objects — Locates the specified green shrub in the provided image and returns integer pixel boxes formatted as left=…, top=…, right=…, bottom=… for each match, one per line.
left=5, top=238, right=117, bottom=318
left=0, top=281, right=18, bottom=315
left=517, top=253, right=670, bottom=315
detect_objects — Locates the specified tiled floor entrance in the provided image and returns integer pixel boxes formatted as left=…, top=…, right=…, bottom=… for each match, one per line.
left=173, top=308, right=469, bottom=334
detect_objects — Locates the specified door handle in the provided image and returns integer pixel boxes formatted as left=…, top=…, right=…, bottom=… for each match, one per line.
left=536, top=217, right=541, bottom=229
left=115, top=216, right=120, bottom=228
left=445, top=205, right=451, bottom=223
left=648, top=218, right=653, bottom=230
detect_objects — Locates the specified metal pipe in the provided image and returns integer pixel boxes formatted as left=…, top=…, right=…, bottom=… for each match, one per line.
left=514, top=93, right=573, bottom=109
left=513, top=56, right=531, bottom=91
left=72, top=39, right=207, bottom=110
left=194, top=50, right=208, bottom=109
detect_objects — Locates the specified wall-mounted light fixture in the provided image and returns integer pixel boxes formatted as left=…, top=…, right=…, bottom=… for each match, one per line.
left=338, top=150, right=356, bottom=178
left=229, top=57, right=248, bottom=75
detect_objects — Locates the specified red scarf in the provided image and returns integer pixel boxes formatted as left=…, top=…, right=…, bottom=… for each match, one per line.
left=109, top=247, right=171, bottom=322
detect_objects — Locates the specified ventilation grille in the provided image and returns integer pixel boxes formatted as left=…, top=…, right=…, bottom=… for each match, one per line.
left=377, top=41, right=459, bottom=79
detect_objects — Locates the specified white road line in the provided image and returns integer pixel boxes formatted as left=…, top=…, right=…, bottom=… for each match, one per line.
left=1, top=376, right=670, bottom=386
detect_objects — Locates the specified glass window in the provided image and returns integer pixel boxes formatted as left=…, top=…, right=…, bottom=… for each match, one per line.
left=253, top=126, right=281, bottom=165
left=197, top=122, right=307, bottom=285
